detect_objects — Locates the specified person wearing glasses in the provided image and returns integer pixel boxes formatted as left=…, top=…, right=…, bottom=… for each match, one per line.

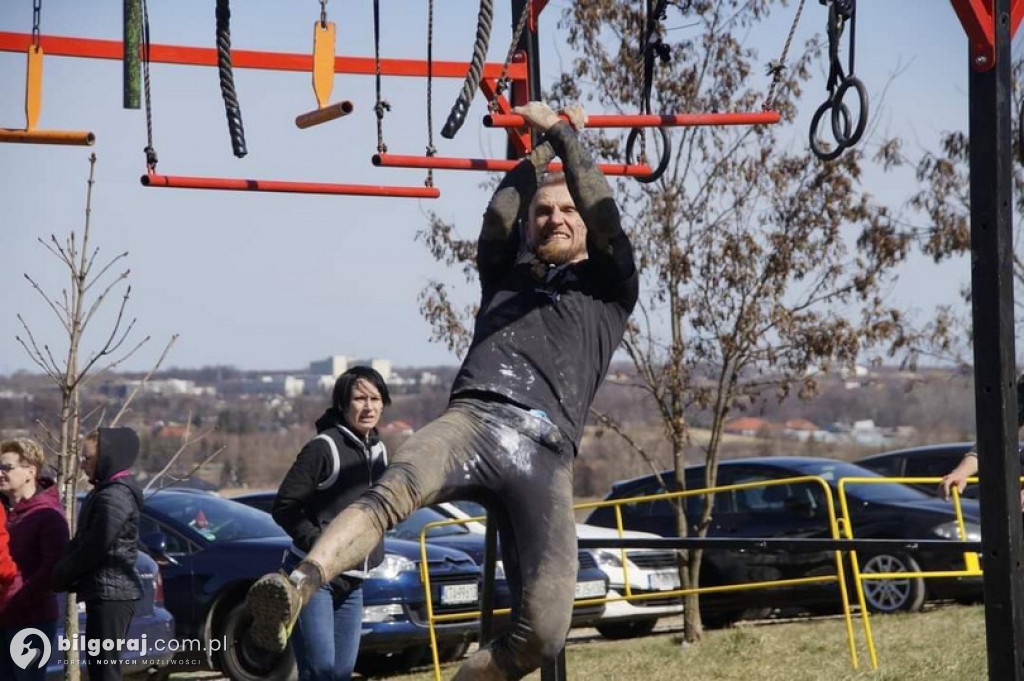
left=0, top=438, right=69, bottom=681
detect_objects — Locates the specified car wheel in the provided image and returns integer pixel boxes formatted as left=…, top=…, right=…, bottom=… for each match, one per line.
left=217, top=599, right=298, bottom=681
left=860, top=553, right=926, bottom=614
left=596, top=619, right=658, bottom=640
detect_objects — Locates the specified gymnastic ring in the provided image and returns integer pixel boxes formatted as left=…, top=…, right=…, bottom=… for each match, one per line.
left=810, top=99, right=850, bottom=162
left=830, top=76, right=868, bottom=147
left=625, top=126, right=671, bottom=184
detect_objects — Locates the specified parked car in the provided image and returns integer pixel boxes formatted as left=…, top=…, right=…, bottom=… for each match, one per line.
left=234, top=493, right=609, bottom=646
left=434, top=500, right=681, bottom=639
left=139, top=489, right=483, bottom=680
left=857, top=442, right=1024, bottom=498
left=386, top=505, right=608, bottom=630
left=47, top=549, right=175, bottom=679
left=585, top=457, right=984, bottom=624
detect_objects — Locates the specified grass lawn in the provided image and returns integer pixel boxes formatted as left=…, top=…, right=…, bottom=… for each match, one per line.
left=390, top=605, right=988, bottom=680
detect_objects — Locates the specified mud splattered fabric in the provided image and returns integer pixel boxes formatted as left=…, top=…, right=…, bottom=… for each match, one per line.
left=451, top=120, right=639, bottom=454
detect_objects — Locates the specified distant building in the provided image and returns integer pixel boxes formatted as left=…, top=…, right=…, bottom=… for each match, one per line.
left=309, top=356, right=350, bottom=380
left=724, top=417, right=777, bottom=437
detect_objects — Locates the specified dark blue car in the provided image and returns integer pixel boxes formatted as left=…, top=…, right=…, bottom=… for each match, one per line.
left=139, top=489, right=483, bottom=680
left=46, top=549, right=175, bottom=679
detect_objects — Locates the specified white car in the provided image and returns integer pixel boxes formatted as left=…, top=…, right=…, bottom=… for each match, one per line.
left=435, top=501, right=683, bottom=639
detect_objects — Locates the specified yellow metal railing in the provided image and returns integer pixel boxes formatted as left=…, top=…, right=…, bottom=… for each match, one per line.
left=836, top=476, right=991, bottom=669
left=418, top=475, right=858, bottom=680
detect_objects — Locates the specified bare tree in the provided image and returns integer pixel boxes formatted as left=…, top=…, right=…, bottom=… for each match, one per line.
left=14, top=154, right=174, bottom=679
left=417, top=1, right=922, bottom=643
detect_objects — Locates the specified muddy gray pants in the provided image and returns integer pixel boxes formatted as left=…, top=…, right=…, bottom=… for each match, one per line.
left=304, top=397, right=578, bottom=679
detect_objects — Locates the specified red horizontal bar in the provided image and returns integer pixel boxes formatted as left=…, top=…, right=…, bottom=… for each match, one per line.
left=141, top=173, right=440, bottom=198
left=484, top=111, right=782, bottom=129
left=373, top=153, right=653, bottom=177
left=0, top=32, right=526, bottom=80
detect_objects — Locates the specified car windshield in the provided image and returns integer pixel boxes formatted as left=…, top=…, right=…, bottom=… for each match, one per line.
left=784, top=460, right=933, bottom=503
left=145, top=492, right=287, bottom=543
left=390, top=507, right=470, bottom=539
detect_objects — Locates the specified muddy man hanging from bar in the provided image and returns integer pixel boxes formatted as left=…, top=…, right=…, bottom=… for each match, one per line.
left=246, top=101, right=638, bottom=680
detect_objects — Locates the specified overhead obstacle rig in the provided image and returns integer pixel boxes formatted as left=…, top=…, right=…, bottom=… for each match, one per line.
left=134, top=0, right=440, bottom=199
left=371, top=0, right=656, bottom=179
left=482, top=0, right=788, bottom=181
left=0, top=0, right=94, bottom=146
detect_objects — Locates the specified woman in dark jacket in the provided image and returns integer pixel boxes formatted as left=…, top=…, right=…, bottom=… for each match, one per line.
left=0, top=438, right=68, bottom=681
left=51, top=428, right=143, bottom=681
left=267, top=366, right=391, bottom=681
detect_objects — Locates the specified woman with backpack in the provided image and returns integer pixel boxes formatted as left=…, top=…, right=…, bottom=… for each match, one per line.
left=266, top=366, right=391, bottom=681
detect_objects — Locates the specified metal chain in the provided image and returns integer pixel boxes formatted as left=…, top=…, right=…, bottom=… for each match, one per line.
left=763, top=0, right=806, bottom=110
left=141, top=0, right=158, bottom=169
left=425, top=0, right=436, bottom=187
left=31, top=0, right=42, bottom=47
left=319, top=0, right=328, bottom=28
left=373, top=0, right=390, bottom=153
left=490, top=0, right=532, bottom=112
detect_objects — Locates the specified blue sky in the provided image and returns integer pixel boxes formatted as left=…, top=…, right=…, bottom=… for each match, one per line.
left=0, top=1, right=1003, bottom=374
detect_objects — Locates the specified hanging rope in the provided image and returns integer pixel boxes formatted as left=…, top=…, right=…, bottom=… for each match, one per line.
left=763, top=0, right=806, bottom=111
left=372, top=0, right=391, bottom=153
left=441, top=0, right=493, bottom=139
left=31, top=0, right=41, bottom=47
left=215, top=0, right=247, bottom=158
left=141, top=0, right=158, bottom=170
left=319, top=0, right=328, bottom=28
left=488, top=0, right=532, bottom=112
left=424, top=0, right=436, bottom=187
left=809, top=0, right=867, bottom=161
left=625, top=0, right=671, bottom=184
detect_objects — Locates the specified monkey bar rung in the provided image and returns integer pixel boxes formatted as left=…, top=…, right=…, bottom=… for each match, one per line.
left=0, top=128, right=95, bottom=145
left=141, top=172, right=440, bottom=198
left=372, top=154, right=652, bottom=177
left=484, top=111, right=781, bottom=129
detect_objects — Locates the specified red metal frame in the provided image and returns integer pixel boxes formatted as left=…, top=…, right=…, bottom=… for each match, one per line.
left=141, top=172, right=440, bottom=198
left=0, top=32, right=527, bottom=81
left=373, top=153, right=653, bottom=177
left=485, top=111, right=782, bottom=129
left=950, top=0, right=1024, bottom=71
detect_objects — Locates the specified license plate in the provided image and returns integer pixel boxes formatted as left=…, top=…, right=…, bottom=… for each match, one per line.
left=441, top=583, right=479, bottom=605
left=648, top=570, right=681, bottom=592
left=574, top=580, right=607, bottom=600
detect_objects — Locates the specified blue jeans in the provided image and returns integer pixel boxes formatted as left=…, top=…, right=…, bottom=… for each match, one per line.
left=0, top=620, right=58, bottom=681
left=284, top=552, right=364, bottom=681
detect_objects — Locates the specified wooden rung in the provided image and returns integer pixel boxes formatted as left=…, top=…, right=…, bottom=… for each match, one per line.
left=295, top=100, right=354, bottom=129
left=0, top=128, right=96, bottom=145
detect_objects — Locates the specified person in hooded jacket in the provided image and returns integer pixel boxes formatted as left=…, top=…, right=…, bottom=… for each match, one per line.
left=0, top=438, right=67, bottom=681
left=51, top=428, right=143, bottom=681
left=269, top=366, right=391, bottom=681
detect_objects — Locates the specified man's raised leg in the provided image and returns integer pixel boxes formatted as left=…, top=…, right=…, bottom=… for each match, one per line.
left=247, top=408, right=485, bottom=652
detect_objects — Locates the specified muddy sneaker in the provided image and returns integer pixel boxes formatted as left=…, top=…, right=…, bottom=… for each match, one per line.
left=246, top=572, right=301, bottom=653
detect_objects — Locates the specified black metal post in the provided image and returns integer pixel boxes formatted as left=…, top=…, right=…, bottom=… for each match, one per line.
left=479, top=517, right=498, bottom=644
left=969, top=1, right=1024, bottom=678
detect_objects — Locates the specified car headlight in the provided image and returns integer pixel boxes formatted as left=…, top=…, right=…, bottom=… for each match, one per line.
left=368, top=553, right=417, bottom=579
left=932, top=521, right=981, bottom=543
left=594, top=549, right=625, bottom=569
